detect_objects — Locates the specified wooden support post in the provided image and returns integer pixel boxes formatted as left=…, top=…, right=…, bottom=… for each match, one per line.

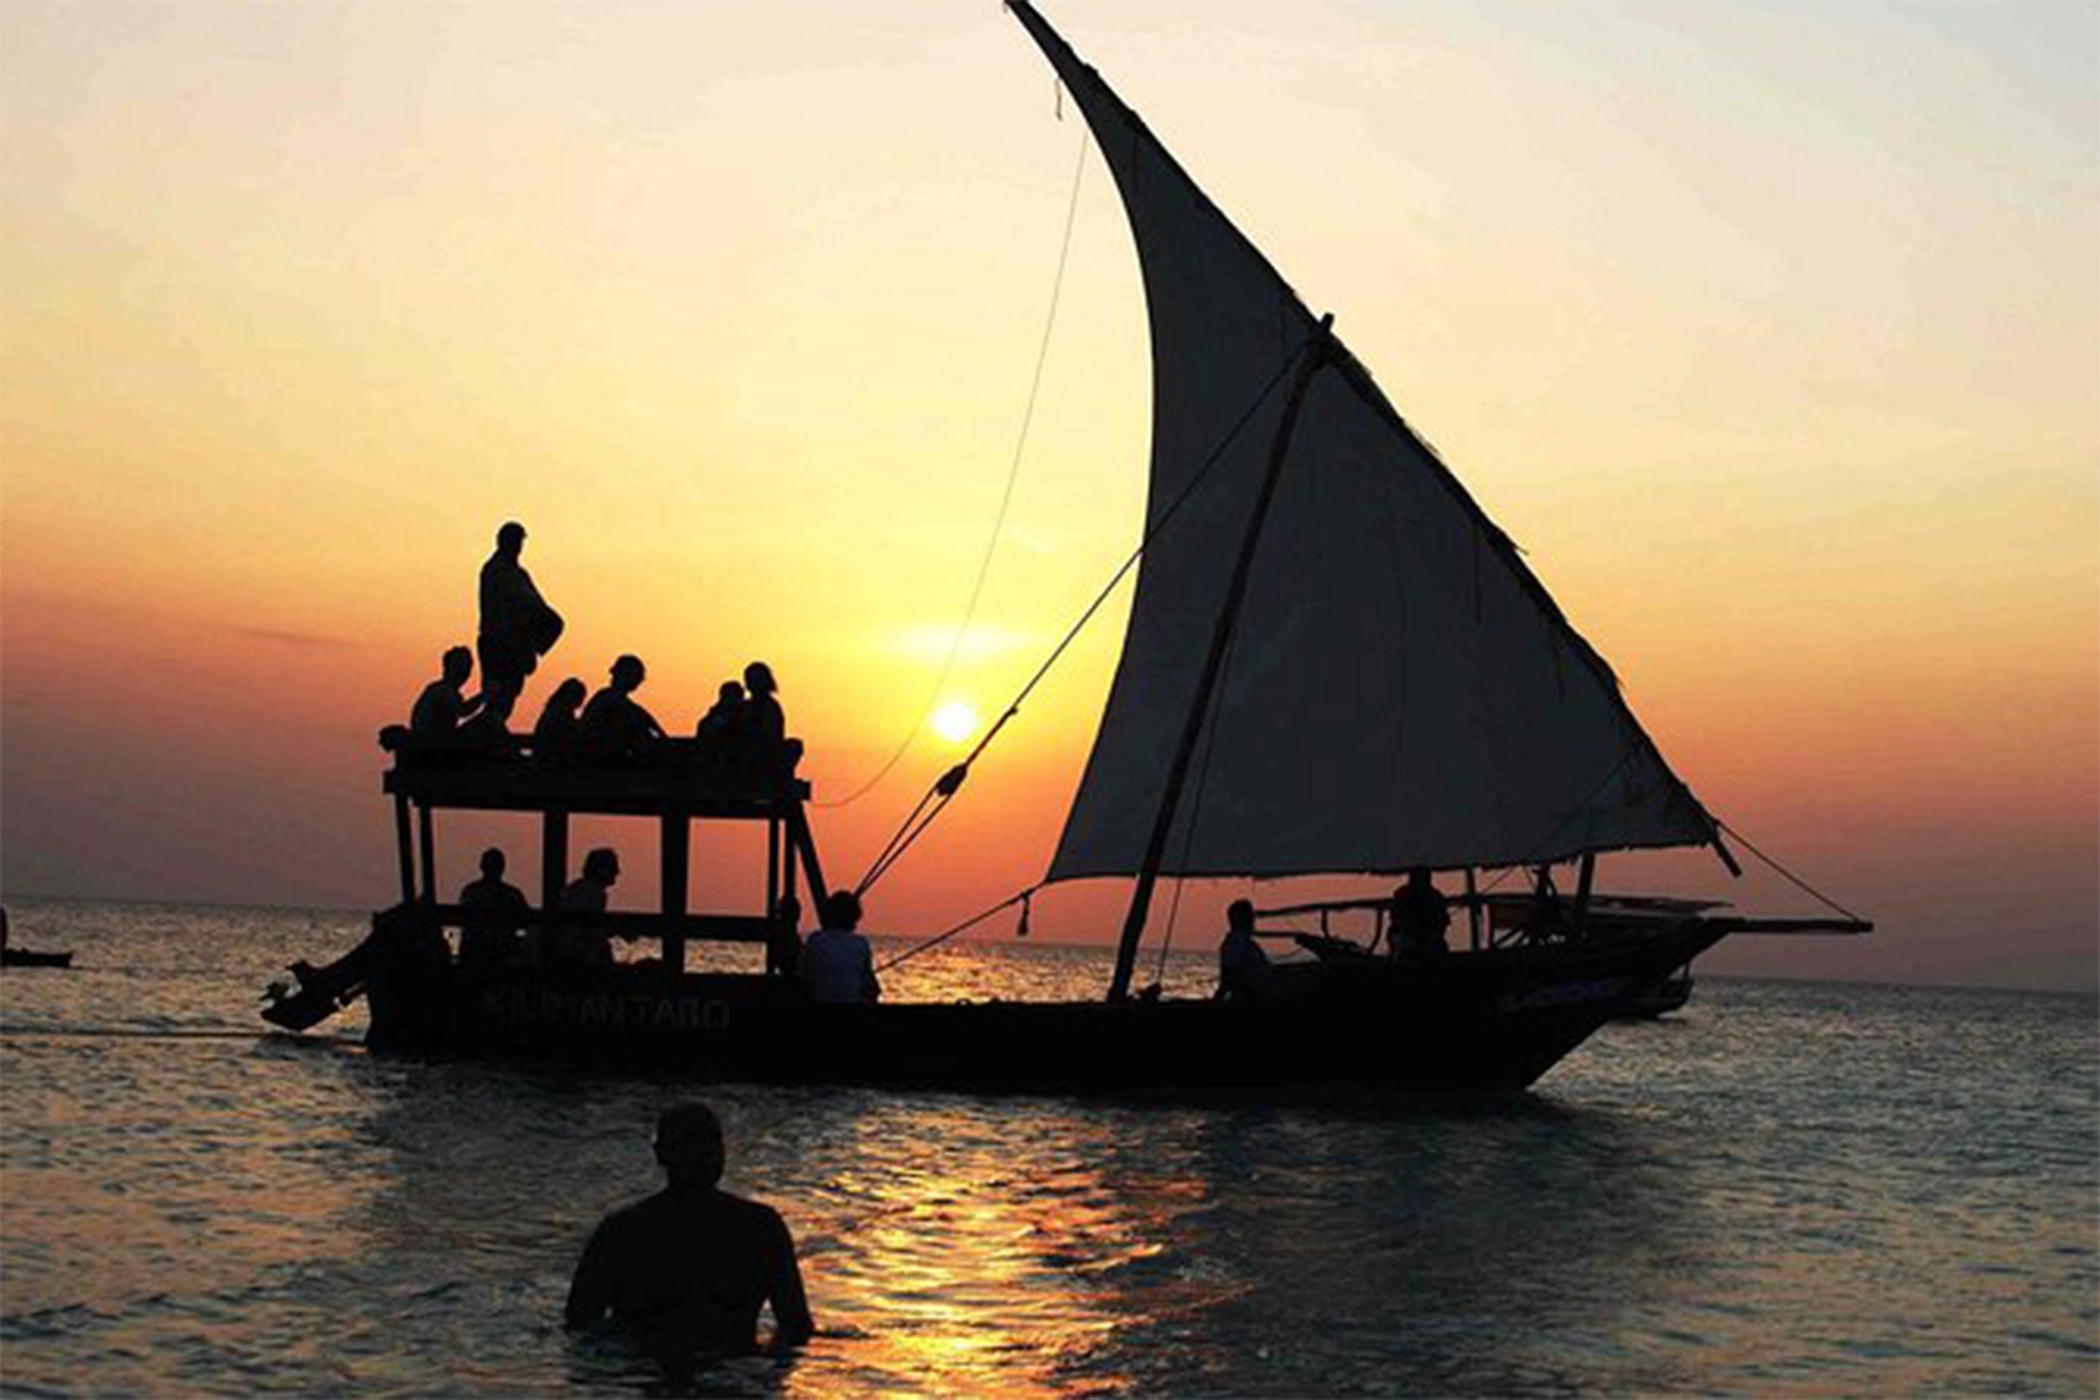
left=416, top=802, right=437, bottom=905
left=540, top=808, right=569, bottom=910
left=1464, top=867, right=1481, bottom=951
left=661, top=812, right=689, bottom=978
left=393, top=793, right=416, bottom=907
left=789, top=806, right=830, bottom=916
left=767, top=818, right=782, bottom=915
left=765, top=817, right=785, bottom=975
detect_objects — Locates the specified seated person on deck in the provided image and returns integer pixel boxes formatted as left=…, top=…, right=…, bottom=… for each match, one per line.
left=551, top=848, right=621, bottom=970
left=800, top=892, right=878, bottom=1004
left=458, top=848, right=530, bottom=968
left=695, top=681, right=745, bottom=749
left=532, top=677, right=588, bottom=766
left=740, top=662, right=786, bottom=748
left=565, top=1102, right=813, bottom=1363
left=409, top=646, right=484, bottom=739
left=1216, top=898, right=1275, bottom=1002
left=579, top=655, right=665, bottom=759
left=1389, top=867, right=1451, bottom=958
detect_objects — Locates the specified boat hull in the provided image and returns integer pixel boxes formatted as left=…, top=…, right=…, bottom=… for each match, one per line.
left=353, top=917, right=1727, bottom=1096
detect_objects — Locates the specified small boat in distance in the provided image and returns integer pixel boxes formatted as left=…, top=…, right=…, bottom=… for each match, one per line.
left=262, top=2, right=1866, bottom=1097
left=0, top=908, right=73, bottom=970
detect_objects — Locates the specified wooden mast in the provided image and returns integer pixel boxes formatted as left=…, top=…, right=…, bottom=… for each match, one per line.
left=1107, top=318, right=1333, bottom=1002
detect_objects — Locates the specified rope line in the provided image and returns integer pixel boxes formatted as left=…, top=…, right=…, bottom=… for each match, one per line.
left=875, top=886, right=1038, bottom=974
left=817, top=134, right=1090, bottom=809
left=1717, top=819, right=1866, bottom=923
left=852, top=335, right=1320, bottom=896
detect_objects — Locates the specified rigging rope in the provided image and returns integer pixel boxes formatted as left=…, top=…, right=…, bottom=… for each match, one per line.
left=851, top=334, right=1320, bottom=897
left=1715, top=819, right=1866, bottom=924
left=815, top=135, right=1090, bottom=810
left=874, top=886, right=1039, bottom=974
left=1462, top=764, right=1865, bottom=928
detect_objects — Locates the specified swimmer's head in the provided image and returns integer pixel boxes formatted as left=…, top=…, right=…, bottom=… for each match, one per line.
left=655, top=1102, right=725, bottom=1191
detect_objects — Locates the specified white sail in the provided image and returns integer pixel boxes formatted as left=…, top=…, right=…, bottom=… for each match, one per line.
left=1012, top=2, right=1717, bottom=882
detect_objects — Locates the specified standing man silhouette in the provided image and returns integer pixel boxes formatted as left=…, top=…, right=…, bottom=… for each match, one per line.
left=566, top=1103, right=814, bottom=1360
left=478, top=521, right=564, bottom=726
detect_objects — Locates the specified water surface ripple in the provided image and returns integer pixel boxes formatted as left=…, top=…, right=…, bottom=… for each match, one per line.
left=2, top=898, right=2094, bottom=1396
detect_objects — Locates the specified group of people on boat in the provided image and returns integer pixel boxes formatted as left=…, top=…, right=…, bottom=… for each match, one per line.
left=400, top=522, right=795, bottom=775
left=454, top=845, right=630, bottom=972
left=450, top=843, right=882, bottom=1003
left=1215, top=868, right=1450, bottom=1001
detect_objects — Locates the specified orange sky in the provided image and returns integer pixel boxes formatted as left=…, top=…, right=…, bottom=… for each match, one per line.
left=2, top=1, right=2094, bottom=991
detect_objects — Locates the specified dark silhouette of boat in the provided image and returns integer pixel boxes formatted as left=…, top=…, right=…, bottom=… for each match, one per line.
left=1, top=948, right=73, bottom=969
left=261, top=2, right=1866, bottom=1096
left=0, top=909, right=72, bottom=969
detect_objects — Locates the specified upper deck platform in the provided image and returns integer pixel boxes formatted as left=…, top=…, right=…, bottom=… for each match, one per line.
left=380, top=730, right=809, bottom=818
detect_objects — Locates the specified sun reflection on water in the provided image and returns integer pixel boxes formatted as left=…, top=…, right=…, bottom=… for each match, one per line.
left=783, top=1103, right=1208, bottom=1398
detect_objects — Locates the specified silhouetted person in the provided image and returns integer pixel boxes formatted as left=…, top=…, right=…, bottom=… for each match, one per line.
left=696, top=681, right=745, bottom=747
left=580, top=655, right=666, bottom=758
left=459, top=847, right=530, bottom=968
left=478, top=521, right=564, bottom=725
left=410, top=646, right=484, bottom=738
left=1217, top=898, right=1273, bottom=1002
left=533, top=677, right=588, bottom=766
left=1390, top=867, right=1451, bottom=959
left=799, top=891, right=877, bottom=1004
left=766, top=894, right=802, bottom=979
left=1530, top=866, right=1565, bottom=942
left=741, top=662, right=785, bottom=748
left=553, top=847, right=620, bottom=970
left=566, top=1103, right=813, bottom=1364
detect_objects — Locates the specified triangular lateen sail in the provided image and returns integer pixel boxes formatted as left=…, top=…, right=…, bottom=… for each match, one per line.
left=1009, top=1, right=1717, bottom=881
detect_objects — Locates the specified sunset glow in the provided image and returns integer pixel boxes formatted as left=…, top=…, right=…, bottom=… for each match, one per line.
left=1, top=0, right=2093, bottom=991
left=931, top=701, right=982, bottom=746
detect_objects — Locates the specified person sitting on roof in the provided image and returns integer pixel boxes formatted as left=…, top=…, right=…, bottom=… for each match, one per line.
left=1216, top=898, right=1275, bottom=1002
left=579, top=655, right=666, bottom=758
left=695, top=680, right=746, bottom=749
left=740, top=663, right=786, bottom=748
left=551, top=848, right=621, bottom=970
left=1390, top=867, right=1451, bottom=959
left=410, top=645, right=485, bottom=739
left=459, top=847, right=531, bottom=968
left=799, top=891, right=878, bottom=1004
left=478, top=520, right=564, bottom=727
left=533, top=677, right=588, bottom=766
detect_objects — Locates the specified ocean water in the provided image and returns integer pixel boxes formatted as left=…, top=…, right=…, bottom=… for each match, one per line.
left=1, top=896, right=2094, bottom=1397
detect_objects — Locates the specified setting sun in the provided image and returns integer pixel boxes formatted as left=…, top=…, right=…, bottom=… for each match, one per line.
left=931, top=701, right=981, bottom=745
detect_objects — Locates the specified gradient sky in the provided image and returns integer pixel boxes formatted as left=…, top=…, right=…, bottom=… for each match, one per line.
left=3, top=0, right=2094, bottom=991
